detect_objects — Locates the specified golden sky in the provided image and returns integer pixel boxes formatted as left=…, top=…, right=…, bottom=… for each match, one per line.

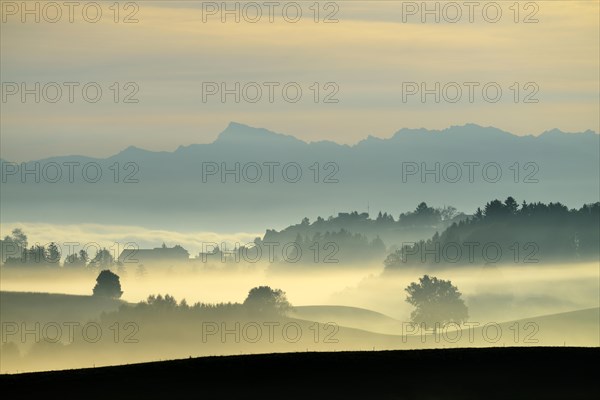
left=1, top=0, right=598, bottom=160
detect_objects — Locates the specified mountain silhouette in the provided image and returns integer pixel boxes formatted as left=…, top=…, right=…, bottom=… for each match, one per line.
left=1, top=123, right=598, bottom=232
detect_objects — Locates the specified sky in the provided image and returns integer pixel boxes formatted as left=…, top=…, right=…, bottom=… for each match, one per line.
left=1, top=0, right=599, bottom=161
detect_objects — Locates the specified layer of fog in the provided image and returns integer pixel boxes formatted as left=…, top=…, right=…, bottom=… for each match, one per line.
left=2, top=261, right=598, bottom=374
left=2, top=262, right=598, bottom=324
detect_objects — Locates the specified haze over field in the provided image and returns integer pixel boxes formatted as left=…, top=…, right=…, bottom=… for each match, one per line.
left=2, top=262, right=598, bottom=323
left=1, top=196, right=599, bottom=372
left=2, top=163, right=599, bottom=373
left=1, top=1, right=598, bottom=391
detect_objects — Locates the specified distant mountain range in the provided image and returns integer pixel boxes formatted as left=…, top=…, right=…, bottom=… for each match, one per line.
left=1, top=123, right=598, bottom=232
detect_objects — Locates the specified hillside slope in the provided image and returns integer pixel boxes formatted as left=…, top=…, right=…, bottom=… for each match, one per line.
left=1, top=348, right=598, bottom=399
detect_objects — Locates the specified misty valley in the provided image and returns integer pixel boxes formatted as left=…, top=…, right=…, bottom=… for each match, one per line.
left=2, top=3, right=599, bottom=395
left=1, top=197, right=598, bottom=373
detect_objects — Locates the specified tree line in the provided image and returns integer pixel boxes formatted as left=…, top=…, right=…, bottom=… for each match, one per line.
left=385, top=197, right=600, bottom=268
left=1, top=229, right=117, bottom=269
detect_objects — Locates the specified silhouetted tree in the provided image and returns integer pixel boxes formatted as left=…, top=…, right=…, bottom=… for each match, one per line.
left=483, top=199, right=506, bottom=218
left=25, top=245, right=46, bottom=264
left=79, top=249, right=89, bottom=265
left=92, top=270, right=123, bottom=298
left=64, top=253, right=83, bottom=268
left=405, top=275, right=468, bottom=332
left=243, top=286, right=291, bottom=316
left=440, top=206, right=458, bottom=221
left=504, top=196, right=519, bottom=215
left=3, top=228, right=28, bottom=249
left=399, top=202, right=442, bottom=226
left=474, top=207, right=483, bottom=220
left=145, top=294, right=177, bottom=309
left=90, top=248, right=114, bottom=268
left=386, top=198, right=599, bottom=268
left=46, top=242, right=61, bottom=264
left=63, top=249, right=89, bottom=268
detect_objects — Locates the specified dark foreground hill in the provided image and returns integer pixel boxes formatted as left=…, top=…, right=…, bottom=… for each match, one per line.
left=1, top=347, right=597, bottom=399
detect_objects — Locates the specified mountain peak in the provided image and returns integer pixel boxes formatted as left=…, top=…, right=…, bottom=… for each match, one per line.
left=118, top=145, right=146, bottom=154
left=539, top=128, right=598, bottom=137
left=214, top=122, right=307, bottom=145
left=225, top=121, right=251, bottom=130
left=448, top=124, right=515, bottom=138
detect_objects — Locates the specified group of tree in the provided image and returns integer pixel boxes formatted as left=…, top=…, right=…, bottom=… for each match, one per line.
left=398, top=203, right=459, bottom=227
left=1, top=228, right=27, bottom=264
left=98, top=273, right=467, bottom=334
left=108, top=285, right=292, bottom=320
left=1, top=229, right=117, bottom=269
left=260, top=203, right=463, bottom=243
left=385, top=197, right=600, bottom=268
left=252, top=229, right=386, bottom=268
left=250, top=203, right=465, bottom=268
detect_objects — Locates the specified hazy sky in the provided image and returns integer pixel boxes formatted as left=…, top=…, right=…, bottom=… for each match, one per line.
left=1, top=0, right=599, bottom=161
